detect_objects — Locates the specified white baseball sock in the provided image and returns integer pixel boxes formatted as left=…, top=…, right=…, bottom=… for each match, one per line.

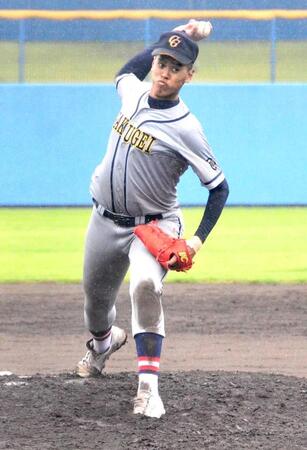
left=92, top=328, right=112, bottom=354
left=138, top=373, right=159, bottom=396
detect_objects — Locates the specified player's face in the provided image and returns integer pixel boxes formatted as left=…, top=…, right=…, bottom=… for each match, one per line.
left=150, top=55, right=194, bottom=100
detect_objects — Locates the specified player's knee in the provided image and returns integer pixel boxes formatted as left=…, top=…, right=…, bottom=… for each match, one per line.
left=132, top=279, right=162, bottom=329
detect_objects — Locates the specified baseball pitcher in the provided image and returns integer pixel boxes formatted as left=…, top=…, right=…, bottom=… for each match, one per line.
left=76, top=19, right=229, bottom=418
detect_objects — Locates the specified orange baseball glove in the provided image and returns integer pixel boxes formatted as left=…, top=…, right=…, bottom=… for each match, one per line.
left=134, top=221, right=193, bottom=272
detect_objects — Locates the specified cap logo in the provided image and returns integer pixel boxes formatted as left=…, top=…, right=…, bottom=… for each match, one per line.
left=168, top=35, right=181, bottom=48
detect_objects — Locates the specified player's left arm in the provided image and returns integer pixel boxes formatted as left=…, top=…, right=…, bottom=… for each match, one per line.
left=167, top=179, right=229, bottom=269
left=168, top=122, right=229, bottom=268
left=190, top=178, right=229, bottom=249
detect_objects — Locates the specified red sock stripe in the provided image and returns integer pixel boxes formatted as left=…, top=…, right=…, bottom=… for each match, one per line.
left=138, top=365, right=159, bottom=372
left=138, top=356, right=160, bottom=374
left=138, top=356, right=160, bottom=362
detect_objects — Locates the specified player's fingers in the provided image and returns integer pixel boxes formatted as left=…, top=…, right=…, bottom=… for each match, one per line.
left=187, top=20, right=199, bottom=32
left=166, top=254, right=178, bottom=269
left=187, top=245, right=196, bottom=258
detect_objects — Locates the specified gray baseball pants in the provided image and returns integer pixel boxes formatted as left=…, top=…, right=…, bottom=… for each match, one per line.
left=83, top=207, right=183, bottom=337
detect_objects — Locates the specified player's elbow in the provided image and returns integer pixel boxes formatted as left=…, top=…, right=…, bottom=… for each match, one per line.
left=222, top=178, right=230, bottom=198
left=215, top=178, right=230, bottom=198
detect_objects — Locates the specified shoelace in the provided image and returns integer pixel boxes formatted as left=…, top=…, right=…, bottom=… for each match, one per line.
left=81, top=351, right=93, bottom=365
left=134, top=391, right=151, bottom=409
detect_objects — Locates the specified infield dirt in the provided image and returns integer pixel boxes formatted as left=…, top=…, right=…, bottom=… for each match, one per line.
left=0, top=283, right=306, bottom=449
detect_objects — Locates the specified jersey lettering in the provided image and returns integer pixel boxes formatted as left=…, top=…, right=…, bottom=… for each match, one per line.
left=113, top=113, right=155, bottom=154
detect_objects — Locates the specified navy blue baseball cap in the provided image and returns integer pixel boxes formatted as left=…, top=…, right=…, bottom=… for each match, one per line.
left=152, top=31, right=199, bottom=65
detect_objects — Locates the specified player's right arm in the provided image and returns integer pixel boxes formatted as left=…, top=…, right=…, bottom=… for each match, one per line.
left=116, top=45, right=155, bottom=81
left=114, top=41, right=159, bottom=103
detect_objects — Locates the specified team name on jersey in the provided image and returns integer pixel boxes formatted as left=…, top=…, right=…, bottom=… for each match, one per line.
left=113, top=113, right=155, bottom=154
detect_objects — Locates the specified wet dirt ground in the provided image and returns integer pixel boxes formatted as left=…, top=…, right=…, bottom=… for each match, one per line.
left=0, top=283, right=306, bottom=449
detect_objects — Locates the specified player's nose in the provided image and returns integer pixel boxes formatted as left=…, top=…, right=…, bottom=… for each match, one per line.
left=160, top=66, right=171, bottom=79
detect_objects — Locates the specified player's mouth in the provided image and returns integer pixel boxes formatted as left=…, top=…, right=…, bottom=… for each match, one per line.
left=157, top=80, right=168, bottom=87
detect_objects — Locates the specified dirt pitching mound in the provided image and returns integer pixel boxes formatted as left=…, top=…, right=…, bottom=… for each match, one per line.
left=0, top=283, right=306, bottom=449
left=1, top=370, right=306, bottom=450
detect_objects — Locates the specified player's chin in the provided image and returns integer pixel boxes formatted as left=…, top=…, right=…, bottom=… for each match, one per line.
left=152, top=86, right=177, bottom=100
left=153, top=86, right=167, bottom=96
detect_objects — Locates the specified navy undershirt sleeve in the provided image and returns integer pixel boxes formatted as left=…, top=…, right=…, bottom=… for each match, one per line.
left=195, top=179, right=230, bottom=243
left=116, top=46, right=155, bottom=81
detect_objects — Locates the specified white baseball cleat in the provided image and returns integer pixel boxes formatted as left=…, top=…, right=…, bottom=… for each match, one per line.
left=76, top=326, right=127, bottom=378
left=133, top=382, right=165, bottom=419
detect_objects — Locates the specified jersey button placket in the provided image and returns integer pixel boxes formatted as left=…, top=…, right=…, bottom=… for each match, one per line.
left=115, top=163, right=125, bottom=212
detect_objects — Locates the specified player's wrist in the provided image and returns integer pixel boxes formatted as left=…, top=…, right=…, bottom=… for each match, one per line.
left=186, top=235, right=202, bottom=253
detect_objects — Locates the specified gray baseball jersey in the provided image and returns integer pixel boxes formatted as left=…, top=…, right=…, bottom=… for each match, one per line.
left=90, top=73, right=225, bottom=217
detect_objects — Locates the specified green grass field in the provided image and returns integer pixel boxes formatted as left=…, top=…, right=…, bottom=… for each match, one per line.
left=1, top=41, right=307, bottom=83
left=1, top=207, right=306, bottom=283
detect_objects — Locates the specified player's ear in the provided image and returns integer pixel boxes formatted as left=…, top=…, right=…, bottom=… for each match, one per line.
left=151, top=55, right=157, bottom=70
left=185, top=67, right=195, bottom=83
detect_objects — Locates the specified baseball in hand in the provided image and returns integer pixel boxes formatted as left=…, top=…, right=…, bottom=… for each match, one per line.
left=174, top=19, right=213, bottom=41
left=198, top=21, right=213, bottom=38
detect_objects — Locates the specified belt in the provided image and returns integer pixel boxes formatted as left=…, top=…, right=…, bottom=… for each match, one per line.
left=92, top=198, right=163, bottom=227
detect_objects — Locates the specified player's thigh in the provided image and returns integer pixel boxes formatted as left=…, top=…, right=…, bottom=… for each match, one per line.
left=129, top=237, right=166, bottom=334
left=128, top=235, right=165, bottom=320
left=128, top=214, right=184, bottom=289
left=83, top=210, right=130, bottom=308
left=128, top=236, right=166, bottom=292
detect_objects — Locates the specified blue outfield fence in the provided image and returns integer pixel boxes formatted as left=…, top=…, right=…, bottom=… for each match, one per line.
left=0, top=83, right=306, bottom=207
